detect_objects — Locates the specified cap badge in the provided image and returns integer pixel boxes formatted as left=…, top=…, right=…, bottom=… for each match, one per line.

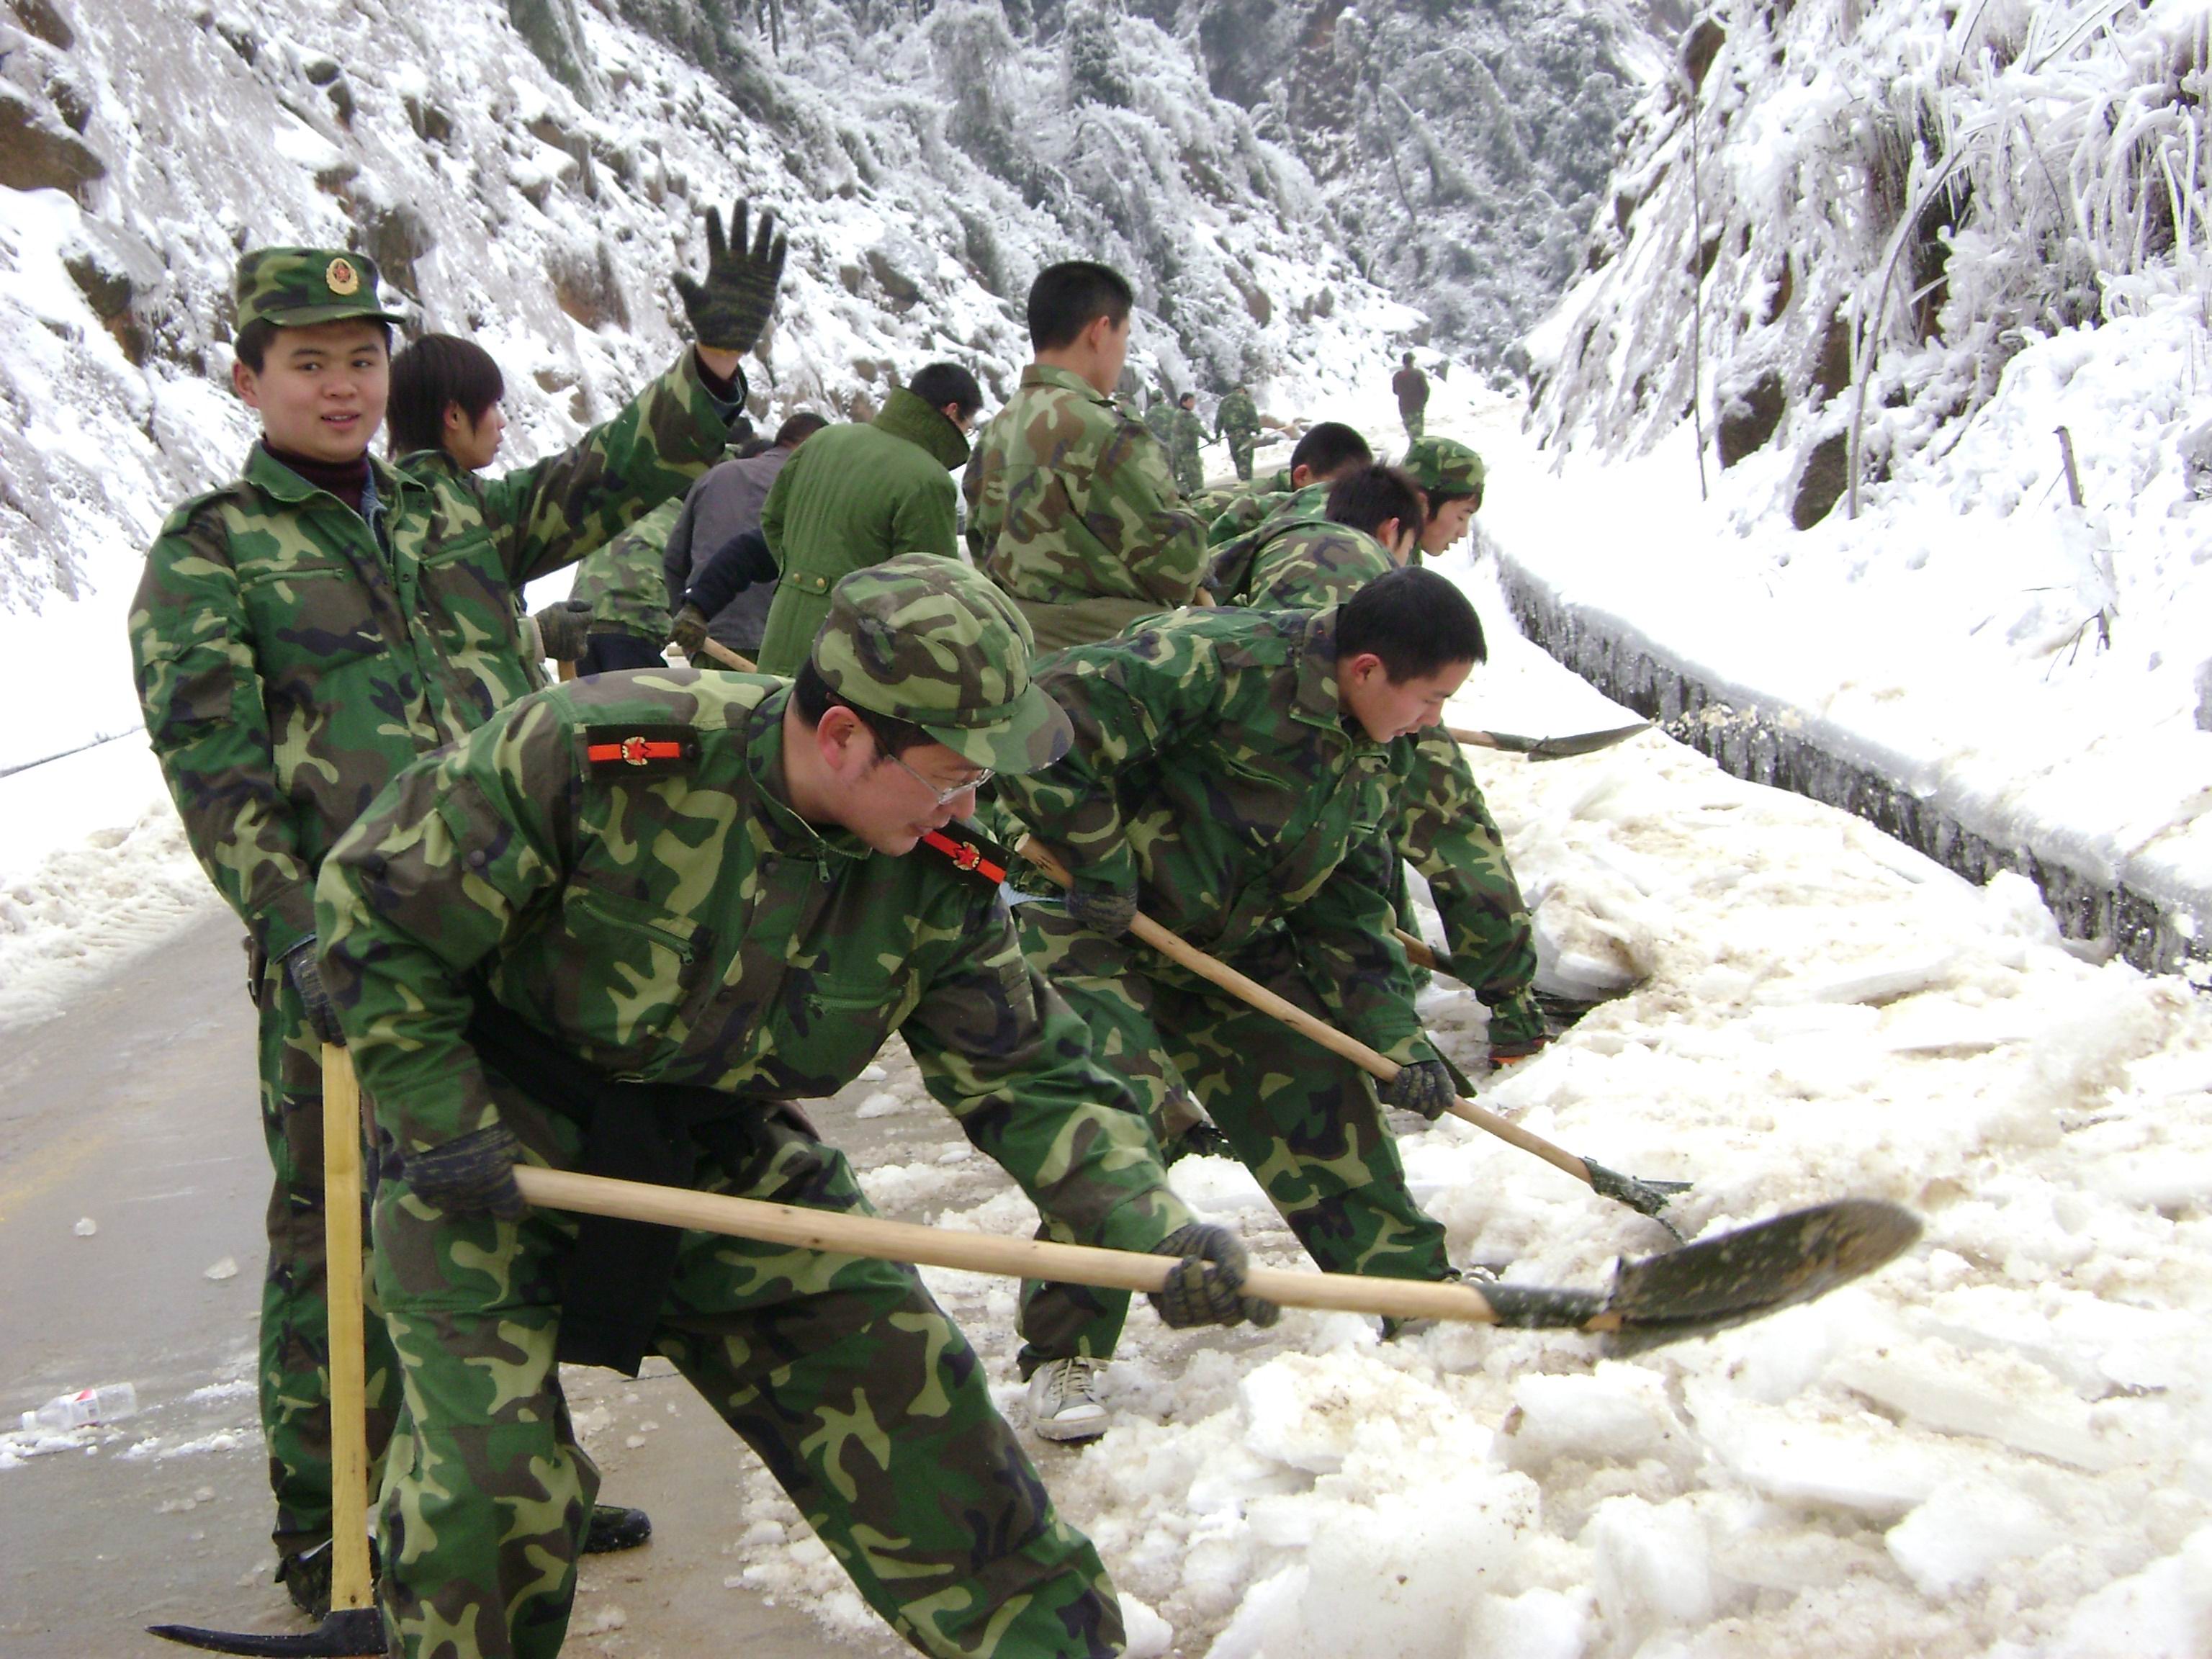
left=325, top=258, right=361, bottom=297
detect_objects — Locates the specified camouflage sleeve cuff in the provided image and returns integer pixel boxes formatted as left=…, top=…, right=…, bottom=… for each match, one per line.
left=685, top=348, right=751, bottom=425
left=256, top=887, right=319, bottom=961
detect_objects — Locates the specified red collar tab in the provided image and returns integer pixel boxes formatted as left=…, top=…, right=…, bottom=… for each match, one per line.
left=920, top=829, right=1007, bottom=884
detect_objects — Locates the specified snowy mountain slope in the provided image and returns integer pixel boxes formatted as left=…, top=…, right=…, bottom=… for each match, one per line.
left=1508, top=0, right=2212, bottom=959
left=0, top=0, right=1425, bottom=762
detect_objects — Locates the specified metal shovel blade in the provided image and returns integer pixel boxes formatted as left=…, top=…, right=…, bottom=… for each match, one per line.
left=1481, top=721, right=1653, bottom=761
left=1600, top=1197, right=1922, bottom=1356
left=147, top=1609, right=382, bottom=1656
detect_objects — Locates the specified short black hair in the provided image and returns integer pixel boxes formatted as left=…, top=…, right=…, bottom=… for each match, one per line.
left=774, top=411, right=830, bottom=449
left=907, top=361, right=984, bottom=419
left=1326, top=465, right=1426, bottom=541
left=1179, top=392, right=1195, bottom=406
left=1336, top=567, right=1484, bottom=679
left=235, top=315, right=392, bottom=375
left=791, top=659, right=933, bottom=758
left=1027, top=261, right=1133, bottom=352
left=385, top=333, right=504, bottom=457
left=1289, top=421, right=1372, bottom=481
left=1401, top=351, right=1415, bottom=365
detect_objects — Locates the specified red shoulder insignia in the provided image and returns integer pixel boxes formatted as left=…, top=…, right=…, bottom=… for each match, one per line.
left=580, top=723, right=698, bottom=775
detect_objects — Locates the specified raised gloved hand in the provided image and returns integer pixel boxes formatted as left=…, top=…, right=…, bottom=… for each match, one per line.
left=404, top=1125, right=527, bottom=1220
left=1064, top=884, right=1138, bottom=937
left=668, top=603, right=710, bottom=660
left=531, top=599, right=593, bottom=662
left=282, top=939, right=343, bottom=1046
left=1148, top=1222, right=1280, bottom=1328
left=673, top=201, right=786, bottom=355
left=1380, top=1058, right=1457, bottom=1120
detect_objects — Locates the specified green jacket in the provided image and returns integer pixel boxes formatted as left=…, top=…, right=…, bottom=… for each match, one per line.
left=1143, top=400, right=1175, bottom=444
left=964, top=364, right=1207, bottom=623
left=1169, top=408, right=1205, bottom=464
left=755, top=388, right=968, bottom=675
left=130, top=351, right=738, bottom=961
left=1205, top=477, right=1331, bottom=547
left=1208, top=516, right=1397, bottom=611
left=569, top=498, right=682, bottom=640
left=994, top=606, right=1435, bottom=1069
left=315, top=672, right=1192, bottom=1257
left=1215, top=390, right=1259, bottom=440
left=393, top=447, right=552, bottom=693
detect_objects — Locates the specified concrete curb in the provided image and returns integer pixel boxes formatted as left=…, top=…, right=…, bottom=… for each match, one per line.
left=1493, top=551, right=2206, bottom=979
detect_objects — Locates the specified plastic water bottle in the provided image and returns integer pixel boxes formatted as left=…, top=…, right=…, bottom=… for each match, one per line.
left=19, top=1382, right=137, bottom=1432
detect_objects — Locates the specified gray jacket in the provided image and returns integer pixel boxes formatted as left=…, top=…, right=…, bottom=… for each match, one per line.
left=663, top=446, right=793, bottom=654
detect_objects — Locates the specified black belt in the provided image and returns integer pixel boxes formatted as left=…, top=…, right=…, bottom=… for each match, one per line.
left=463, top=1013, right=767, bottom=1376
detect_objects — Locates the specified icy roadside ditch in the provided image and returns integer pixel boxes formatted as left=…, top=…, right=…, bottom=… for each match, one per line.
left=1490, top=550, right=2209, bottom=983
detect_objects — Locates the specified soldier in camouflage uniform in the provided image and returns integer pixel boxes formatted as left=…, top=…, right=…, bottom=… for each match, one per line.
left=1204, top=420, right=1373, bottom=546
left=1213, top=456, right=1547, bottom=1064
left=992, top=567, right=1485, bottom=1441
left=127, top=209, right=780, bottom=1610
left=1214, top=383, right=1261, bottom=482
left=1169, top=391, right=1208, bottom=495
left=965, top=261, right=1208, bottom=649
left=546, top=495, right=683, bottom=674
left=1393, top=436, right=1544, bottom=1058
left=1143, top=387, right=1176, bottom=446
left=315, top=556, right=1274, bottom=1659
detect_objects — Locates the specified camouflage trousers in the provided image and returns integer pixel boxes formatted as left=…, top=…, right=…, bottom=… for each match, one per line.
left=372, top=1110, right=1122, bottom=1659
left=251, top=948, right=400, bottom=1558
left=1396, top=731, right=1545, bottom=1051
left=1011, top=909, right=1452, bottom=1373
left=1170, top=449, right=1204, bottom=495
left=1400, top=409, right=1425, bottom=442
left=1226, top=434, right=1256, bottom=482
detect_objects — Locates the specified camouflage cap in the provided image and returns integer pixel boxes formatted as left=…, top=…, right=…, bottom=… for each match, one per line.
left=234, top=247, right=407, bottom=331
left=1402, top=437, right=1487, bottom=501
left=812, top=553, right=1072, bottom=773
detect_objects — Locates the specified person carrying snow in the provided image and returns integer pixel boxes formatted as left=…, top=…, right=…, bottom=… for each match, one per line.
left=125, top=206, right=778, bottom=1619
left=992, top=565, right=1483, bottom=1441
left=752, top=361, right=982, bottom=675
left=966, top=260, right=1209, bottom=649
left=315, top=556, right=1275, bottom=1659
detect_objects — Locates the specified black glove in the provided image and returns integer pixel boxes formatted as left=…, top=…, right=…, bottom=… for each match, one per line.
left=282, top=939, right=344, bottom=1046
left=1064, top=884, right=1138, bottom=936
left=1148, top=1222, right=1280, bottom=1328
left=531, top=600, right=593, bottom=662
left=668, top=603, right=710, bottom=660
left=404, top=1125, right=527, bottom=1220
left=1381, top=1058, right=1457, bottom=1120
left=673, top=201, right=786, bottom=354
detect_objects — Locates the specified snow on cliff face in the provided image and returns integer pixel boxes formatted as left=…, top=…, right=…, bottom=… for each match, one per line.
left=0, top=0, right=1419, bottom=637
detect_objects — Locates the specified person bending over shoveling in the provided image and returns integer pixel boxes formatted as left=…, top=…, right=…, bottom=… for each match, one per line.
left=990, top=565, right=1483, bottom=1443
left=314, top=556, right=1275, bottom=1659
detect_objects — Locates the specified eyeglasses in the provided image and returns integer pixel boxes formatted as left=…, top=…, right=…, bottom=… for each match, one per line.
left=879, top=739, right=992, bottom=806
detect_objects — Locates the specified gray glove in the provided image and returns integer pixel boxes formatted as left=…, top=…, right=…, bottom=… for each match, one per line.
left=1147, top=1222, right=1280, bottom=1329
left=673, top=201, right=786, bottom=354
left=531, top=599, right=593, bottom=662
left=1381, top=1058, right=1457, bottom=1120
left=282, top=939, right=343, bottom=1046
left=404, top=1125, right=527, bottom=1220
left=1064, top=884, right=1138, bottom=937
left=668, top=603, right=710, bottom=660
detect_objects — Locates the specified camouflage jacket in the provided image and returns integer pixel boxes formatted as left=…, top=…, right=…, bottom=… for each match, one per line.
left=1215, top=390, right=1259, bottom=440
left=129, top=351, right=739, bottom=961
left=755, top=389, right=967, bottom=675
left=392, top=448, right=551, bottom=696
left=569, top=497, right=682, bottom=639
left=315, top=672, right=1192, bottom=1254
left=1143, top=401, right=1175, bottom=444
left=1208, top=515, right=1396, bottom=610
left=993, top=607, right=1434, bottom=1068
left=1169, top=408, right=1205, bottom=463
left=1205, top=477, right=1331, bottom=547
left=963, top=364, right=1206, bottom=610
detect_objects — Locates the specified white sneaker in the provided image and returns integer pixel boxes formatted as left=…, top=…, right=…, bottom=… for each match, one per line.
left=1026, top=1357, right=1110, bottom=1443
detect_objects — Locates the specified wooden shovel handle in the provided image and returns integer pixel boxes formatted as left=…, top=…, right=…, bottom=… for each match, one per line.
left=320, top=1046, right=375, bottom=1613
left=1017, top=840, right=1597, bottom=1190
left=1447, top=725, right=1501, bottom=750
left=511, top=1166, right=1499, bottom=1323
left=697, top=639, right=757, bottom=672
